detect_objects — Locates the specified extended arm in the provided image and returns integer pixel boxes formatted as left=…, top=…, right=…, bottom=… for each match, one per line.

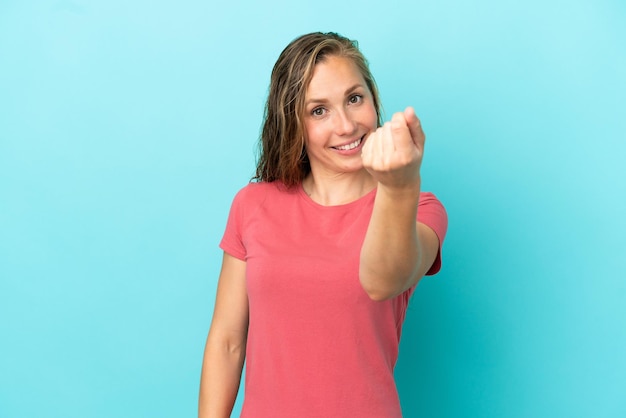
left=359, top=107, right=440, bottom=300
left=359, top=184, right=440, bottom=300
left=199, top=253, right=249, bottom=418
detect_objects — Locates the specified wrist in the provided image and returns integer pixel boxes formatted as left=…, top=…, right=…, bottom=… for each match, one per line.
left=376, top=178, right=421, bottom=199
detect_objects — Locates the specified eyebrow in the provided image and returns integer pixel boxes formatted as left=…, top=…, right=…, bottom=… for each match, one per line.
left=305, top=83, right=365, bottom=106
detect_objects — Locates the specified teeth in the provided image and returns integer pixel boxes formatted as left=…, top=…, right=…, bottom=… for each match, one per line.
left=335, top=138, right=361, bottom=151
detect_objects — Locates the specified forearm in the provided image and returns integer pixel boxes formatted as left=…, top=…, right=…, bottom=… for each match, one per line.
left=359, top=182, right=422, bottom=301
left=198, top=332, right=246, bottom=418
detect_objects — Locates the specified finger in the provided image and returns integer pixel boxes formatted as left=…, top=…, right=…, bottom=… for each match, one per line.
left=361, top=129, right=378, bottom=165
left=361, top=131, right=373, bottom=162
left=390, top=112, right=412, bottom=150
left=403, top=106, right=425, bottom=147
left=376, top=124, right=388, bottom=162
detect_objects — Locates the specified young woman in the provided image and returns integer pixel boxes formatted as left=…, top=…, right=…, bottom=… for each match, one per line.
left=199, top=32, right=448, bottom=418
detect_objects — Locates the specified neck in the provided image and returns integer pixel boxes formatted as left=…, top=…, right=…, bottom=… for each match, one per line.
left=302, top=169, right=377, bottom=206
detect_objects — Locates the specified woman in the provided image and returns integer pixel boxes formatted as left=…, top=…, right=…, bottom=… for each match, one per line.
left=199, top=32, right=447, bottom=418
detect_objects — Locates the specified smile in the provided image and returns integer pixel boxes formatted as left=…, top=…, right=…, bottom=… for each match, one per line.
left=333, top=137, right=362, bottom=151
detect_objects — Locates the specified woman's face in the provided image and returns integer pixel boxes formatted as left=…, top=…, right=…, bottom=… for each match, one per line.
left=302, top=55, right=378, bottom=178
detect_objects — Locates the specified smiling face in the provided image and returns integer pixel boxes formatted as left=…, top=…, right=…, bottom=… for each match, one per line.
left=303, top=55, right=378, bottom=178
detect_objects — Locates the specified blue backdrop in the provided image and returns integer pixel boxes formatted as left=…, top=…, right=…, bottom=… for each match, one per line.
left=1, top=1, right=624, bottom=417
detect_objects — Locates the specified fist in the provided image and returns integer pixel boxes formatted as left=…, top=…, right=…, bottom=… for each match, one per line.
left=361, top=106, right=425, bottom=190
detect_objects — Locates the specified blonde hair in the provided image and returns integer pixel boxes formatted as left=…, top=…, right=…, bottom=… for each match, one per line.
left=254, top=32, right=382, bottom=187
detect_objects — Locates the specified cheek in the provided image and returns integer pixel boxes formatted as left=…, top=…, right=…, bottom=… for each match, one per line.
left=304, top=122, right=329, bottom=145
left=366, top=104, right=378, bottom=128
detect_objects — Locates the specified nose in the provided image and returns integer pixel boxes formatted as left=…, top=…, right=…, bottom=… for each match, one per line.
left=334, top=108, right=357, bottom=136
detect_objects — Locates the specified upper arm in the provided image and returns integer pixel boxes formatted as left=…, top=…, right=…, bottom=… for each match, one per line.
left=416, top=221, right=441, bottom=279
left=208, top=252, right=249, bottom=345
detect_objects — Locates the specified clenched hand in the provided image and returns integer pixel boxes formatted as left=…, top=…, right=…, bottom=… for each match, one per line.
left=361, top=106, right=424, bottom=191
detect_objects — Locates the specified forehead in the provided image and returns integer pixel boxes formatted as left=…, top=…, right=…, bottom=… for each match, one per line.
left=305, top=55, right=366, bottom=99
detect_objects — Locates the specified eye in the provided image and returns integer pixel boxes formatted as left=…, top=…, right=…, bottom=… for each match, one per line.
left=348, top=94, right=363, bottom=105
left=311, top=107, right=326, bottom=117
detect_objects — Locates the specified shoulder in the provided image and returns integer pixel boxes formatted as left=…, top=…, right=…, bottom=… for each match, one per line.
left=231, top=181, right=298, bottom=208
left=234, top=181, right=291, bottom=199
left=224, top=181, right=301, bottom=237
left=417, top=191, right=448, bottom=239
left=233, top=181, right=271, bottom=201
left=418, top=192, right=446, bottom=216
left=418, top=191, right=443, bottom=206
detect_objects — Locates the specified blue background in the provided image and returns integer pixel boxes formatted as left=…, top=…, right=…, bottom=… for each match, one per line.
left=1, top=0, right=624, bottom=417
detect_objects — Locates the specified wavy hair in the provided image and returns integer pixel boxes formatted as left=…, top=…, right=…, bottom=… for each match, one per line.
left=253, top=32, right=382, bottom=187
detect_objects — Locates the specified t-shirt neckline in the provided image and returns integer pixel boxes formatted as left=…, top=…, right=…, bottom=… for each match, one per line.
left=297, top=183, right=377, bottom=210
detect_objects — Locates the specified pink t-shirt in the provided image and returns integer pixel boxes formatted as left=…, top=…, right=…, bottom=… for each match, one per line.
left=220, top=181, right=447, bottom=418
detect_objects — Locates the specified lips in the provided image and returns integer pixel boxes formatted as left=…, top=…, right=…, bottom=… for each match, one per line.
left=333, top=135, right=364, bottom=151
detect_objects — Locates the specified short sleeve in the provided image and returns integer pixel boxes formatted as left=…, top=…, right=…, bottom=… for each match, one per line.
left=219, top=189, right=247, bottom=261
left=417, top=192, right=448, bottom=275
